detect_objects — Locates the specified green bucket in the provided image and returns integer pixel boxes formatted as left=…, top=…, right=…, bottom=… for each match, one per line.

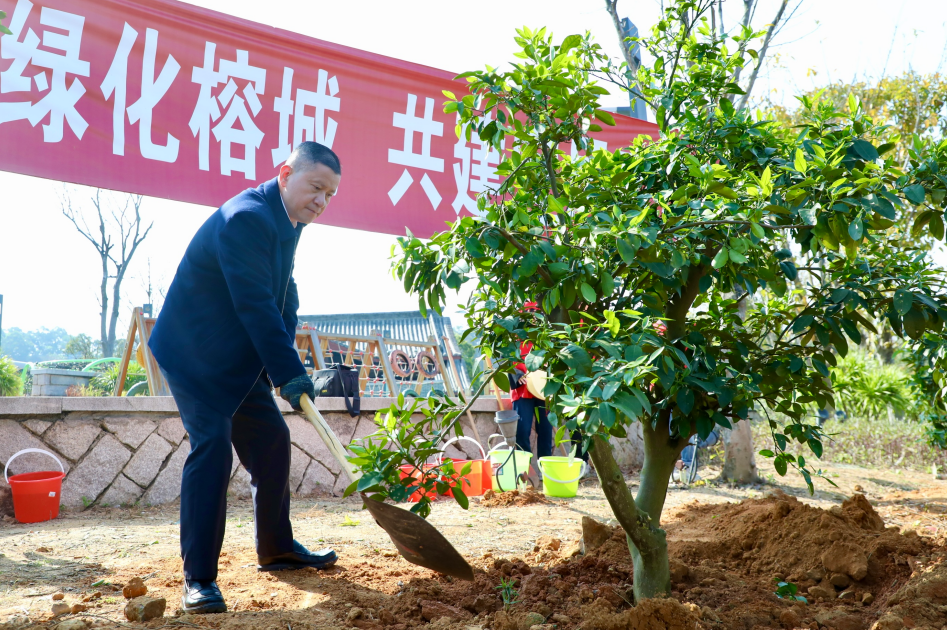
left=538, top=456, right=586, bottom=498
left=488, top=448, right=533, bottom=492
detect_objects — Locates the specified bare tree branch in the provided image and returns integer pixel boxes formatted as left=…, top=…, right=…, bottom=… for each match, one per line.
left=60, top=188, right=152, bottom=357
left=736, top=0, right=790, bottom=110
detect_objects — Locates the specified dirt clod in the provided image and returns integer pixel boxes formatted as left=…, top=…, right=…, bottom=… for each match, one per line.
left=580, top=515, right=613, bottom=554
left=122, top=576, right=147, bottom=599
left=51, top=592, right=64, bottom=601
left=822, top=541, right=869, bottom=581
left=420, top=599, right=469, bottom=622
left=51, top=601, right=71, bottom=616
left=124, top=595, right=166, bottom=622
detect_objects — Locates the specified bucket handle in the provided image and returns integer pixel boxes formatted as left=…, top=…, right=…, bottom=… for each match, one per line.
left=539, top=459, right=588, bottom=485
left=486, top=433, right=508, bottom=449
left=440, top=436, right=487, bottom=461
left=4, top=448, right=65, bottom=483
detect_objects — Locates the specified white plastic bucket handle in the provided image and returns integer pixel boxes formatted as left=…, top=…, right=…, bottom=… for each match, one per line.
left=539, top=458, right=588, bottom=485
left=440, top=436, right=486, bottom=462
left=4, top=448, right=65, bottom=483
left=486, top=433, right=508, bottom=449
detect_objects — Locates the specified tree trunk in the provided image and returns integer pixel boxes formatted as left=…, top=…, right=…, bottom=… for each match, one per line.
left=720, top=419, right=762, bottom=484
left=588, top=422, right=685, bottom=601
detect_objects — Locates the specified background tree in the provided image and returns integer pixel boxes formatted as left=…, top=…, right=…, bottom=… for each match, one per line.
left=354, top=0, right=947, bottom=601
left=605, top=0, right=803, bottom=113
left=0, top=327, right=71, bottom=362
left=61, top=189, right=151, bottom=358
left=768, top=71, right=947, bottom=369
left=64, top=333, right=98, bottom=360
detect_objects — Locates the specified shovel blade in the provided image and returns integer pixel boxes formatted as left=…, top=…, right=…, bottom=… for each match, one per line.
left=361, top=494, right=474, bottom=581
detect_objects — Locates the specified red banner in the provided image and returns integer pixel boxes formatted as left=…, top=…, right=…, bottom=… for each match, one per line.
left=0, top=0, right=658, bottom=237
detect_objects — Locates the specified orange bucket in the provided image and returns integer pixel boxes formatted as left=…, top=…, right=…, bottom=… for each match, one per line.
left=478, top=459, right=494, bottom=492
left=440, top=437, right=488, bottom=497
left=444, top=459, right=482, bottom=498
left=5, top=449, right=66, bottom=524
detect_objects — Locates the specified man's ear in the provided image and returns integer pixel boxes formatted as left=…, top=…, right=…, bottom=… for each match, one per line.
left=278, top=163, right=293, bottom=186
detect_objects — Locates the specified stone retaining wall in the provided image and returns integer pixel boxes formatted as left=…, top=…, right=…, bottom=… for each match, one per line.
left=0, top=397, right=502, bottom=510
left=0, top=396, right=645, bottom=511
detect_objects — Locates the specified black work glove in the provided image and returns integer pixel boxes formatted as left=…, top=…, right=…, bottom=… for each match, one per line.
left=280, top=374, right=316, bottom=411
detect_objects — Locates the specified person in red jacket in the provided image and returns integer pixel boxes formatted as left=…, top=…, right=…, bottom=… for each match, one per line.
left=511, top=303, right=553, bottom=459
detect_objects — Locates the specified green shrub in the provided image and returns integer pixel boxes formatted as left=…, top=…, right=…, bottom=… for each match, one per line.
left=0, top=355, right=22, bottom=396
left=831, top=351, right=915, bottom=419
left=90, top=362, right=146, bottom=396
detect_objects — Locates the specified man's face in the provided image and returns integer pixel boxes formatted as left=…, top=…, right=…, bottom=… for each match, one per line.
left=278, top=162, right=341, bottom=224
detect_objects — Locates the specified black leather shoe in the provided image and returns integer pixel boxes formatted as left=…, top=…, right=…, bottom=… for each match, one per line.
left=258, top=540, right=338, bottom=571
left=182, top=579, right=227, bottom=614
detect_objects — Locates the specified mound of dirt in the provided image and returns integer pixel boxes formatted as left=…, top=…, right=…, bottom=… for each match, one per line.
left=330, top=491, right=935, bottom=630
left=480, top=488, right=550, bottom=508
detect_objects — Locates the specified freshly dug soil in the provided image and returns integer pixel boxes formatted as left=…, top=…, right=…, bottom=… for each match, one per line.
left=274, top=491, right=942, bottom=630
left=479, top=489, right=551, bottom=508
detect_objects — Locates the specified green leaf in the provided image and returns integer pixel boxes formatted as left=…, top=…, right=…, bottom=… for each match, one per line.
left=848, top=216, right=864, bottom=241
left=452, top=486, right=469, bottom=509
left=729, top=250, right=747, bottom=264
left=525, top=351, right=545, bottom=371
left=903, top=308, right=927, bottom=340
left=677, top=388, right=695, bottom=415
left=799, top=207, right=817, bottom=226
left=807, top=438, right=823, bottom=459
left=560, top=34, right=583, bottom=52
left=612, top=391, right=643, bottom=419
left=774, top=457, right=788, bottom=476
left=851, top=139, right=879, bottom=161
left=548, top=194, right=565, bottom=213
left=793, top=149, right=806, bottom=172
left=465, top=237, right=485, bottom=258
left=931, top=213, right=946, bottom=241
left=601, top=272, right=615, bottom=296
left=594, top=109, right=616, bottom=126
left=580, top=282, right=597, bottom=302
left=696, top=415, right=714, bottom=440
left=893, top=289, right=913, bottom=316
left=616, top=238, right=637, bottom=263
left=560, top=344, right=592, bottom=376
left=711, top=248, right=729, bottom=269
left=904, top=184, right=927, bottom=205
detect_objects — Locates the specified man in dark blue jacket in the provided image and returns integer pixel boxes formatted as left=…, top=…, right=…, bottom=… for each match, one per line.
left=150, top=142, right=341, bottom=614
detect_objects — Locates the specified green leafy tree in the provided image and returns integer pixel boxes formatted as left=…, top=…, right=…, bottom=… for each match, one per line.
left=352, top=0, right=947, bottom=601
left=0, top=356, right=22, bottom=396
left=64, top=333, right=99, bottom=360
left=0, top=327, right=71, bottom=362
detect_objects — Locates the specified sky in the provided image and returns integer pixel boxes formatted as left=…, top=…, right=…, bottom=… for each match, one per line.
left=1, top=0, right=946, bottom=341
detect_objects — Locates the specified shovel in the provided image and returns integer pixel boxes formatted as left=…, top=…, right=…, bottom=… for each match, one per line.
left=299, top=394, right=474, bottom=581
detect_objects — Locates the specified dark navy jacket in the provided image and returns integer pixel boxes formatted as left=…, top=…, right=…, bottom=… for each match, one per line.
left=150, top=178, right=307, bottom=416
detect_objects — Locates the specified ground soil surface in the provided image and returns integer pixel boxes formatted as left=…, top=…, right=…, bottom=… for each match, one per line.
left=1, top=459, right=945, bottom=630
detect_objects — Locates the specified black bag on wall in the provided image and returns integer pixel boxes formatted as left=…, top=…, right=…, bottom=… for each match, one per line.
left=311, top=364, right=360, bottom=417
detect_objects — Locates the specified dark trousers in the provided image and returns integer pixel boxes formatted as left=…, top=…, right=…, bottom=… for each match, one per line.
left=513, top=397, right=553, bottom=459
left=164, top=371, right=294, bottom=581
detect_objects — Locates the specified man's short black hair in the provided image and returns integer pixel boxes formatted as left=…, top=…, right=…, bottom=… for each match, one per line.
left=287, top=141, right=341, bottom=175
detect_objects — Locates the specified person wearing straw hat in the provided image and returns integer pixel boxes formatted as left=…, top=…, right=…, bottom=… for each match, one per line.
left=510, top=302, right=554, bottom=462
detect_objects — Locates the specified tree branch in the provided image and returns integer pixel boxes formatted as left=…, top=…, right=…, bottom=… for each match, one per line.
left=497, top=227, right=555, bottom=285
left=736, top=0, right=790, bottom=110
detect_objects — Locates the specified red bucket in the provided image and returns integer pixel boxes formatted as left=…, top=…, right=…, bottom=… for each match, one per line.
left=5, top=449, right=66, bottom=524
